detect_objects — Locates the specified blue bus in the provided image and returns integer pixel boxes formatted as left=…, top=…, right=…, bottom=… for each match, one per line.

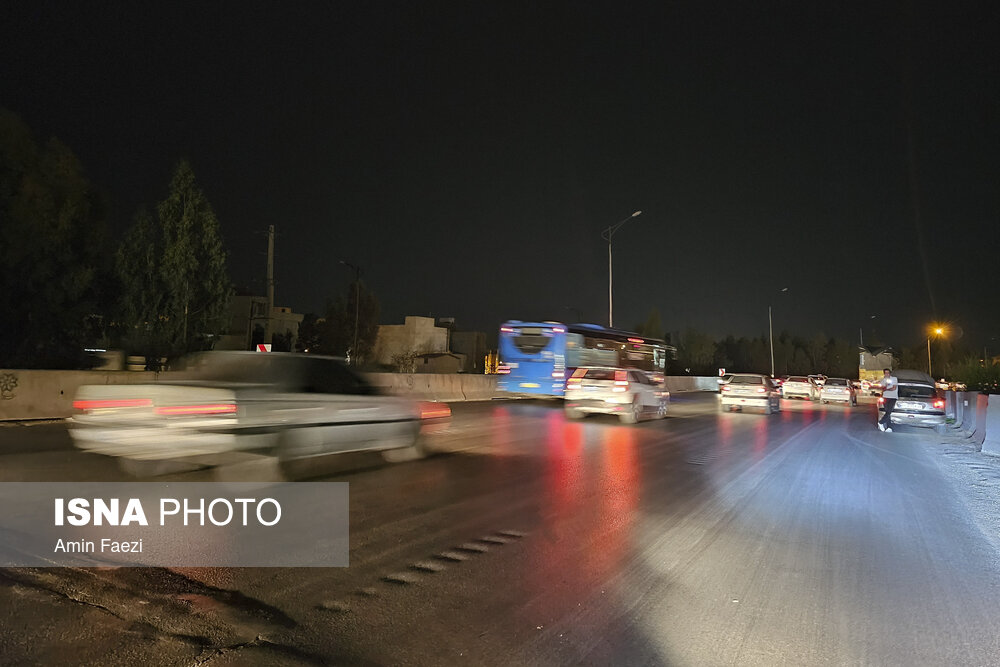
left=496, top=321, right=673, bottom=397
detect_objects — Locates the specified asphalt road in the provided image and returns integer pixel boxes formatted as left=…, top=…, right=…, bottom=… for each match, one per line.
left=2, top=393, right=999, bottom=666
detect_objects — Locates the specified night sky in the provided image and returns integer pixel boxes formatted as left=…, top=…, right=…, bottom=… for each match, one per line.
left=3, top=2, right=998, bottom=350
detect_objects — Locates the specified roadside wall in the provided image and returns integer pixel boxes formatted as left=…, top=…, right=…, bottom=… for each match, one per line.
left=982, top=397, right=1000, bottom=457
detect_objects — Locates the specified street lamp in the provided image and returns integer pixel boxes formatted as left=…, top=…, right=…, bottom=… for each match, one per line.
left=768, top=287, right=788, bottom=377
left=927, top=324, right=945, bottom=376
left=340, top=261, right=362, bottom=364
left=601, top=210, right=642, bottom=328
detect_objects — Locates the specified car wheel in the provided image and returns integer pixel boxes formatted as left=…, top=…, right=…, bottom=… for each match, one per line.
left=620, top=397, right=641, bottom=424
left=565, top=407, right=584, bottom=420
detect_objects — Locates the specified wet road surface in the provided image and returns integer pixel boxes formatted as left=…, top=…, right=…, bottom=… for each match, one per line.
left=1, top=394, right=999, bottom=665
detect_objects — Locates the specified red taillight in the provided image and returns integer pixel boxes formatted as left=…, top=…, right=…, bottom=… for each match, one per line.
left=419, top=402, right=451, bottom=420
left=722, top=386, right=732, bottom=392
left=154, top=404, right=237, bottom=416
left=878, top=397, right=885, bottom=405
left=73, top=398, right=153, bottom=411
left=500, top=326, right=514, bottom=333
left=933, top=399, right=944, bottom=409
left=497, top=365, right=510, bottom=375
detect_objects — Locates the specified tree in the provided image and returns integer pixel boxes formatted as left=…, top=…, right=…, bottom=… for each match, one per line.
left=635, top=308, right=664, bottom=340
left=0, top=109, right=111, bottom=368
left=676, top=328, right=716, bottom=374
left=158, top=160, right=231, bottom=356
left=116, top=160, right=231, bottom=362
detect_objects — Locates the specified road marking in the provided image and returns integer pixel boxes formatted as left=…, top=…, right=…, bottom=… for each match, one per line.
left=383, top=572, right=420, bottom=585
left=455, top=542, right=489, bottom=553
left=434, top=551, right=468, bottom=562
left=410, top=561, right=445, bottom=573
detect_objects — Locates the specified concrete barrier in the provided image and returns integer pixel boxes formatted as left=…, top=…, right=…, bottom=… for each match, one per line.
left=982, top=395, right=1000, bottom=457
left=950, top=391, right=965, bottom=429
left=665, top=376, right=719, bottom=393
left=945, top=391, right=956, bottom=421
left=970, top=393, right=990, bottom=447
left=960, top=392, right=979, bottom=435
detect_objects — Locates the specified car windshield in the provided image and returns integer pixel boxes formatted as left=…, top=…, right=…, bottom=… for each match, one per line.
left=899, top=384, right=936, bottom=399
left=730, top=376, right=763, bottom=385
left=825, top=378, right=848, bottom=386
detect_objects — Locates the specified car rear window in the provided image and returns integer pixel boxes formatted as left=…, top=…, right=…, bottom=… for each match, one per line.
left=788, top=376, right=808, bottom=382
left=582, top=369, right=617, bottom=381
left=730, top=375, right=764, bottom=384
left=825, top=378, right=848, bottom=386
left=899, top=384, right=936, bottom=399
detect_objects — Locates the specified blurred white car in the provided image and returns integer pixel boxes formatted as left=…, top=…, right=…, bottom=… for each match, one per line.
left=720, top=373, right=781, bottom=414
left=564, top=367, right=669, bottom=424
left=70, top=352, right=449, bottom=471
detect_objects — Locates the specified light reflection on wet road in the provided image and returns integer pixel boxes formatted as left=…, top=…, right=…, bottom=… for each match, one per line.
left=1, top=393, right=999, bottom=665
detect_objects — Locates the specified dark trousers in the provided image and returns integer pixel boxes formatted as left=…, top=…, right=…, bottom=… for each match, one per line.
left=879, top=398, right=896, bottom=426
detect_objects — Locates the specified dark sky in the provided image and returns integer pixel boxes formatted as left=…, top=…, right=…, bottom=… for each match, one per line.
left=3, top=2, right=998, bottom=350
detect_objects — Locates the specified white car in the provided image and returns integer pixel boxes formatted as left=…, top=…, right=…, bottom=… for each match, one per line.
left=564, top=367, right=669, bottom=424
left=70, top=352, right=449, bottom=473
left=720, top=373, right=781, bottom=414
left=782, top=376, right=819, bottom=400
left=820, top=377, right=857, bottom=405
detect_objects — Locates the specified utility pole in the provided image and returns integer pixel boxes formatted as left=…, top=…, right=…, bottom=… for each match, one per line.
left=264, top=225, right=275, bottom=345
left=601, top=210, right=641, bottom=328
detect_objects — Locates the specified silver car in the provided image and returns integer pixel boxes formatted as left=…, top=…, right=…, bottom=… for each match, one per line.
left=877, top=369, right=945, bottom=428
left=820, top=377, right=857, bottom=405
left=70, top=352, right=448, bottom=472
left=720, top=373, right=782, bottom=414
left=564, top=367, right=669, bottom=424
left=782, top=376, right=819, bottom=400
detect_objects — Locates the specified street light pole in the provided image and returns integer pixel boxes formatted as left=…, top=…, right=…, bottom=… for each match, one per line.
left=927, top=337, right=932, bottom=376
left=768, top=287, right=788, bottom=377
left=601, top=210, right=642, bottom=328
left=769, top=305, right=774, bottom=377
left=340, top=261, right=362, bottom=364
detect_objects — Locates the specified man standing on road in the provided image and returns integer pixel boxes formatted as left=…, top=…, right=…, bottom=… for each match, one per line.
left=873, top=368, right=898, bottom=432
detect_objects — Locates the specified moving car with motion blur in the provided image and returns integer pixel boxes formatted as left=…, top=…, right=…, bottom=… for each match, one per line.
left=782, top=376, right=819, bottom=401
left=877, top=369, right=945, bottom=429
left=720, top=373, right=782, bottom=414
left=564, top=366, right=669, bottom=424
left=820, top=377, right=857, bottom=405
left=717, top=373, right=734, bottom=393
left=70, top=352, right=449, bottom=473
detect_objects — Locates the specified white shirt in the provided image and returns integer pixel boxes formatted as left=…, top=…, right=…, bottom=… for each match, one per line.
left=878, top=375, right=898, bottom=399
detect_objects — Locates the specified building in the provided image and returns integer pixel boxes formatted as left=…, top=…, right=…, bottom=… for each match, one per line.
left=415, top=352, right=465, bottom=374
left=372, top=316, right=449, bottom=366
left=450, top=331, right=488, bottom=373
left=216, top=293, right=304, bottom=351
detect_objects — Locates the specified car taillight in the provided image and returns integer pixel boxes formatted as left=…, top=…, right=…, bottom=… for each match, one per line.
left=497, top=365, right=510, bottom=375
left=73, top=398, right=153, bottom=412
left=878, top=397, right=885, bottom=405
left=722, top=386, right=732, bottom=392
left=756, top=387, right=766, bottom=393
left=419, top=402, right=451, bottom=420
left=154, top=403, right=237, bottom=416
left=933, top=399, right=944, bottom=409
